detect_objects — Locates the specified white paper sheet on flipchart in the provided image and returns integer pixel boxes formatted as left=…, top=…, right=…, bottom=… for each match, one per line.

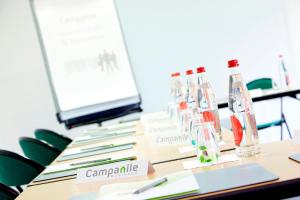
left=179, top=141, right=226, bottom=154
left=97, top=170, right=199, bottom=200
left=74, top=127, right=136, bottom=142
left=182, top=154, right=240, bottom=170
left=63, top=137, right=137, bottom=156
left=83, top=121, right=138, bottom=135
left=43, top=151, right=137, bottom=174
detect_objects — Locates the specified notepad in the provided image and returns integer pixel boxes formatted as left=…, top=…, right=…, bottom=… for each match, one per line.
left=97, top=170, right=199, bottom=200
left=44, top=151, right=137, bottom=174
left=57, top=144, right=134, bottom=162
left=63, top=140, right=137, bottom=156
left=194, top=163, right=279, bottom=194
left=34, top=153, right=137, bottom=182
left=83, top=121, right=138, bottom=135
left=75, top=127, right=136, bottom=143
left=289, top=153, right=300, bottom=163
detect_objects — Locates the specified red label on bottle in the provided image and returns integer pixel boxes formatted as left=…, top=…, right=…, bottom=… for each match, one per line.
left=203, top=111, right=216, bottom=129
left=230, top=115, right=243, bottom=146
left=179, top=102, right=187, bottom=110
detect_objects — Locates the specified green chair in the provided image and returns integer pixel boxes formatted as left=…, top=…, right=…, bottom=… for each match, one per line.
left=246, top=78, right=292, bottom=140
left=19, top=137, right=61, bottom=166
left=0, top=183, right=19, bottom=200
left=0, top=150, right=44, bottom=192
left=34, top=129, right=72, bottom=151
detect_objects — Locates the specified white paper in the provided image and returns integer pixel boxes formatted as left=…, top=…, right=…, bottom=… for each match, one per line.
left=74, top=127, right=136, bottom=142
left=182, top=154, right=240, bottom=170
left=83, top=122, right=137, bottom=135
left=64, top=137, right=137, bottom=156
left=97, top=170, right=199, bottom=200
left=179, top=146, right=196, bottom=154
left=33, top=0, right=139, bottom=111
left=219, top=141, right=226, bottom=146
left=43, top=151, right=137, bottom=174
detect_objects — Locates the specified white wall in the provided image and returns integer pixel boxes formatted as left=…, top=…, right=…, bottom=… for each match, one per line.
left=0, top=0, right=300, bottom=153
left=116, top=0, right=300, bottom=112
left=0, top=0, right=82, bottom=154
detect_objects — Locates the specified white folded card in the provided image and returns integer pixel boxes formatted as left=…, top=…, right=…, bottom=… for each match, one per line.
left=182, top=154, right=240, bottom=170
left=148, top=133, right=190, bottom=146
left=76, top=160, right=154, bottom=183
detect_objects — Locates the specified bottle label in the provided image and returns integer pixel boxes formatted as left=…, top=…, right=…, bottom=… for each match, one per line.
left=230, top=115, right=243, bottom=146
left=203, top=111, right=216, bottom=130
left=179, top=101, right=187, bottom=110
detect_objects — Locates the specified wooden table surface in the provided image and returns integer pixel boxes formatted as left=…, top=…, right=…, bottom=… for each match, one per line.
left=17, top=140, right=300, bottom=199
left=16, top=123, right=300, bottom=199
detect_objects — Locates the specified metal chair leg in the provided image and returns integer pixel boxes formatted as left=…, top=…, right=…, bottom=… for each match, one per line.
left=280, top=120, right=283, bottom=141
left=16, top=185, right=23, bottom=193
left=280, top=97, right=284, bottom=140
left=282, top=114, right=292, bottom=139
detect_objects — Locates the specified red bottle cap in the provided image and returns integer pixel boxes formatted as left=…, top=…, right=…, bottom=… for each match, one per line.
left=186, top=70, right=193, bottom=75
left=196, top=66, right=206, bottom=73
left=171, top=72, right=180, bottom=77
left=228, top=59, right=239, bottom=68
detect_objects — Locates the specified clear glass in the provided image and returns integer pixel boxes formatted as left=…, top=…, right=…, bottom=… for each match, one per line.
left=197, top=73, right=222, bottom=142
left=196, top=122, right=220, bottom=164
left=228, top=67, right=260, bottom=157
left=190, top=108, right=203, bottom=146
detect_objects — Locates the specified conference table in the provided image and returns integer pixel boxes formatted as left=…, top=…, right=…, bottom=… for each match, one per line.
left=16, top=120, right=300, bottom=200
left=217, top=87, right=300, bottom=108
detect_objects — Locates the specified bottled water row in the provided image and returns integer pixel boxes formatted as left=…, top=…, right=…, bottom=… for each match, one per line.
left=168, top=59, right=259, bottom=161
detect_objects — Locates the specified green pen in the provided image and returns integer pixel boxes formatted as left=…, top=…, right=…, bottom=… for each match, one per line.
left=81, top=142, right=136, bottom=152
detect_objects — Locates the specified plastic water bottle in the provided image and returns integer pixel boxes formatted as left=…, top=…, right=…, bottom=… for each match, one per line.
left=170, top=72, right=184, bottom=102
left=178, top=101, right=193, bottom=136
left=278, top=55, right=290, bottom=89
left=196, top=66, right=222, bottom=142
left=169, top=72, right=185, bottom=121
left=185, top=70, right=197, bottom=112
left=228, top=59, right=259, bottom=157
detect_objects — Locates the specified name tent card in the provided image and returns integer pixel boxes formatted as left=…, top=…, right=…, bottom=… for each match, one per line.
left=76, top=160, right=154, bottom=183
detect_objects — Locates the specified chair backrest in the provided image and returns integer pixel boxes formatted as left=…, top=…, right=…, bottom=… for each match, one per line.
left=34, top=129, right=72, bottom=151
left=19, top=137, right=61, bottom=166
left=246, top=78, right=274, bottom=90
left=0, top=183, right=19, bottom=200
left=0, top=150, right=44, bottom=187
